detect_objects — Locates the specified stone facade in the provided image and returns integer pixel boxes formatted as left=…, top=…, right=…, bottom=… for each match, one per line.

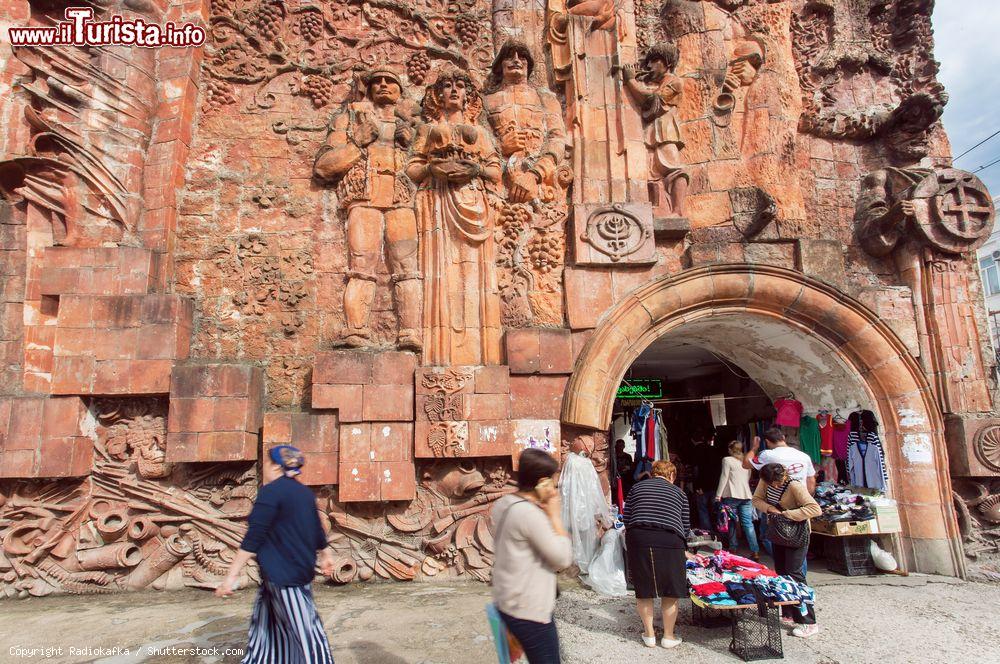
left=0, top=0, right=995, bottom=596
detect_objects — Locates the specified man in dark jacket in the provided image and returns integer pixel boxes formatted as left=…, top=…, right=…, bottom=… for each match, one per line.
left=691, top=432, right=722, bottom=531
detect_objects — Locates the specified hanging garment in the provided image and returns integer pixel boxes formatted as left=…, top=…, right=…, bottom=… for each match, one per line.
left=798, top=415, right=822, bottom=465
left=631, top=404, right=649, bottom=466
left=816, top=412, right=834, bottom=456
left=820, top=456, right=839, bottom=484
left=832, top=420, right=851, bottom=460
left=656, top=410, right=669, bottom=461
left=646, top=408, right=657, bottom=460
left=846, top=410, right=888, bottom=490
left=632, top=404, right=654, bottom=480
left=774, top=398, right=803, bottom=427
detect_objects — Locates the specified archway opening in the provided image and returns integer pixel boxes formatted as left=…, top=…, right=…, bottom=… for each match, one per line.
left=607, top=312, right=889, bottom=573
left=564, top=265, right=962, bottom=576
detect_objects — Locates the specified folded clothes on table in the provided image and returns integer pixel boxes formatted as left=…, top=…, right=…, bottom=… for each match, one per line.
left=691, top=581, right=727, bottom=597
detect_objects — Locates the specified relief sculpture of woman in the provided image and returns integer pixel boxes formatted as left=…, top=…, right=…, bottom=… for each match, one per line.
left=406, top=70, right=504, bottom=367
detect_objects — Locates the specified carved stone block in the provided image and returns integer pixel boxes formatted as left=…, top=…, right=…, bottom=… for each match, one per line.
left=511, top=420, right=560, bottom=469
left=945, top=415, right=1000, bottom=477
left=165, top=363, right=264, bottom=462
left=509, top=375, right=569, bottom=420
left=571, top=202, right=656, bottom=266
left=796, top=239, right=846, bottom=288
left=312, top=384, right=364, bottom=422
left=38, top=247, right=162, bottom=297
left=474, top=366, right=511, bottom=394
left=0, top=396, right=92, bottom=478
left=263, top=412, right=339, bottom=485
left=415, top=367, right=477, bottom=396
left=418, top=394, right=469, bottom=422
left=50, top=295, right=193, bottom=395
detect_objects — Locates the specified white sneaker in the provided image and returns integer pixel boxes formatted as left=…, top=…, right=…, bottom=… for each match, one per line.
left=791, top=624, right=819, bottom=639
left=642, top=634, right=657, bottom=647
left=660, top=635, right=683, bottom=649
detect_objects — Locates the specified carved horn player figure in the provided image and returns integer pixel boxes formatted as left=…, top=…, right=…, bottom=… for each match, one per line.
left=620, top=44, right=690, bottom=218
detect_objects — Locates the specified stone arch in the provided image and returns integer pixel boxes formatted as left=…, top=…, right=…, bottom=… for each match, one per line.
left=562, top=264, right=963, bottom=576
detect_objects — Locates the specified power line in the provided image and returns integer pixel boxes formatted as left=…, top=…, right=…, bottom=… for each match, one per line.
left=974, top=154, right=1000, bottom=174
left=955, top=129, right=1000, bottom=161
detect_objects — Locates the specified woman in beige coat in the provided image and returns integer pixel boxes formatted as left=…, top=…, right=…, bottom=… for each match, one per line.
left=716, top=440, right=760, bottom=560
left=491, top=449, right=572, bottom=663
left=752, top=463, right=822, bottom=638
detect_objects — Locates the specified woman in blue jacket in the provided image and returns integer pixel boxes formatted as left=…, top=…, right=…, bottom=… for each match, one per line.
left=216, top=445, right=336, bottom=663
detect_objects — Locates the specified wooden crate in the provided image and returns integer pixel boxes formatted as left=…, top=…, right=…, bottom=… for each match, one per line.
left=811, top=518, right=874, bottom=536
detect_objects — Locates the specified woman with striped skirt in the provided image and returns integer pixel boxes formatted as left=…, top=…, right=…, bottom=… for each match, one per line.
left=216, top=445, right=336, bottom=663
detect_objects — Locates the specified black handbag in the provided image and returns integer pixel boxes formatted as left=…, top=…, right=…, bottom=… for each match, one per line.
left=765, top=482, right=810, bottom=548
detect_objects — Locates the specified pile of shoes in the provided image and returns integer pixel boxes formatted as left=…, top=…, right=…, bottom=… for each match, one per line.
left=815, top=482, right=876, bottom=522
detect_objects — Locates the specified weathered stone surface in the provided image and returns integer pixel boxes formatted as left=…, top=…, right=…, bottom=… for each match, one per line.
left=166, top=363, right=264, bottom=462
left=0, top=0, right=988, bottom=593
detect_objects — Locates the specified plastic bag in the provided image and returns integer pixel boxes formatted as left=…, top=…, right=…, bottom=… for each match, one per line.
left=560, top=452, right=611, bottom=574
left=869, top=540, right=898, bottom=572
left=585, top=528, right=628, bottom=596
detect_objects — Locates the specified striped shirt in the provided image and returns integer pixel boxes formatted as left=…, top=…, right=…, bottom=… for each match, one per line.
left=765, top=480, right=789, bottom=507
left=623, top=477, right=691, bottom=539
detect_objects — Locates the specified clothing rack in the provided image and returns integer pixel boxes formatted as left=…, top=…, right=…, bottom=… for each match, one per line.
left=645, top=395, right=771, bottom=406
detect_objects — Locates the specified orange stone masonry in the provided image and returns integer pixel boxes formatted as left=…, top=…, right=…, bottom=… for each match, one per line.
left=0, top=0, right=994, bottom=595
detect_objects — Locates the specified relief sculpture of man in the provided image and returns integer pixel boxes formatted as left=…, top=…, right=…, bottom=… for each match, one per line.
left=405, top=70, right=504, bottom=366
left=483, top=40, right=568, bottom=207
left=621, top=43, right=689, bottom=217
left=484, top=40, right=571, bottom=325
left=314, top=69, right=422, bottom=351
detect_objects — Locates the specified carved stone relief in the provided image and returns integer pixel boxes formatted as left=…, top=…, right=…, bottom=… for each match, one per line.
left=0, top=398, right=256, bottom=598
left=791, top=0, right=946, bottom=140
left=322, top=459, right=515, bottom=583
left=0, top=7, right=156, bottom=247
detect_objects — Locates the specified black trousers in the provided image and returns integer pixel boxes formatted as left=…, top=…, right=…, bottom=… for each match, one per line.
left=771, top=543, right=817, bottom=625
left=499, top=610, right=561, bottom=663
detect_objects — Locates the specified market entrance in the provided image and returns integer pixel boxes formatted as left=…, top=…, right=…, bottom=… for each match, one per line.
left=562, top=265, right=963, bottom=577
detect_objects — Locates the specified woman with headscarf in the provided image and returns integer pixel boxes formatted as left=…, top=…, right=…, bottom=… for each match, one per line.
left=216, top=445, right=336, bottom=663
left=623, top=460, right=692, bottom=649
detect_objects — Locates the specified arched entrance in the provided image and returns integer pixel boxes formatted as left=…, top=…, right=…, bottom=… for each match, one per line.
left=562, top=264, right=963, bottom=577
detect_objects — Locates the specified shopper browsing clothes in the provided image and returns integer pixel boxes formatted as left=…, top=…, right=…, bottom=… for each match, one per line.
left=691, top=432, right=722, bottom=530
left=752, top=463, right=822, bottom=638
left=623, top=460, right=693, bottom=649
left=742, top=428, right=817, bottom=493
left=216, top=446, right=336, bottom=664
left=491, top=449, right=573, bottom=664
left=715, top=440, right=761, bottom=561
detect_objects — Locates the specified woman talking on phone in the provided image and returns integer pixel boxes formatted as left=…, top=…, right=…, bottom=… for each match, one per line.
left=491, top=448, right=573, bottom=663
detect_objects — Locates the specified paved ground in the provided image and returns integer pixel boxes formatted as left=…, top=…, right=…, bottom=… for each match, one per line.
left=1, top=571, right=996, bottom=663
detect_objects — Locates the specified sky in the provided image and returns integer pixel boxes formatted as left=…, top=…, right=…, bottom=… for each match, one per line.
left=933, top=1, right=1000, bottom=196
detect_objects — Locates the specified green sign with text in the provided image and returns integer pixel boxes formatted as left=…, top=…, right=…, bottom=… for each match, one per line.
left=616, top=379, right=663, bottom=399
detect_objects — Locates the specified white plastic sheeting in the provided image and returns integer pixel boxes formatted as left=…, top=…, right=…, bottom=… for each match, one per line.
left=584, top=528, right=628, bottom=596
left=559, top=452, right=611, bottom=574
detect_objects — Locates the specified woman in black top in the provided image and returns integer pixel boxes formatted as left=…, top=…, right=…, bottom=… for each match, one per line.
left=216, top=445, right=336, bottom=664
left=623, top=460, right=691, bottom=649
